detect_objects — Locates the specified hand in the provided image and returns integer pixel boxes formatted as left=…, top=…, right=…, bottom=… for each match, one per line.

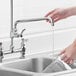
left=60, top=40, right=76, bottom=64
left=45, top=8, right=71, bottom=22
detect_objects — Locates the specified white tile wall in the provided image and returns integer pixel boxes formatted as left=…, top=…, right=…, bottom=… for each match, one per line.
left=54, top=28, right=76, bottom=51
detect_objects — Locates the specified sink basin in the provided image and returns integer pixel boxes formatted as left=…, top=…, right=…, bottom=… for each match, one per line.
left=0, top=57, right=54, bottom=76
left=2, top=57, right=53, bottom=73
left=0, top=56, right=76, bottom=76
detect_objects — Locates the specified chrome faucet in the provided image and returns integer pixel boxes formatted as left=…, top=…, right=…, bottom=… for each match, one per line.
left=10, top=17, right=54, bottom=56
left=14, top=17, right=54, bottom=31
left=9, top=0, right=54, bottom=59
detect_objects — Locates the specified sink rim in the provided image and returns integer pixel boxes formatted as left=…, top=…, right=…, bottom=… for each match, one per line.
left=0, top=56, right=53, bottom=65
left=0, top=65, right=35, bottom=74
left=1, top=64, right=76, bottom=76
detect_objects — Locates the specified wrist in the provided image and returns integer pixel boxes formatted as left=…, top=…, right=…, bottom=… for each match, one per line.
left=67, top=7, right=76, bottom=16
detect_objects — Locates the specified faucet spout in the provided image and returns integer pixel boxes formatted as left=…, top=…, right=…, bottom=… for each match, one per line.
left=14, top=17, right=54, bottom=30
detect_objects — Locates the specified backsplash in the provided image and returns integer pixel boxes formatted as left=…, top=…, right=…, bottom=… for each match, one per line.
left=1, top=28, right=76, bottom=56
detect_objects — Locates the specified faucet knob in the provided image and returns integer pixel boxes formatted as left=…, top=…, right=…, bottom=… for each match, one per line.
left=20, top=38, right=26, bottom=59
left=0, top=42, right=3, bottom=62
left=21, top=46, right=26, bottom=58
left=20, top=29, right=26, bottom=37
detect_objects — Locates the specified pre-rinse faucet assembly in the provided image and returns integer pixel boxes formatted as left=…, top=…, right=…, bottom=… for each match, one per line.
left=0, top=0, right=54, bottom=62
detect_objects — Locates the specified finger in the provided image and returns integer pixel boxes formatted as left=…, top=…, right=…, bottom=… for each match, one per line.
left=45, top=10, right=57, bottom=22
left=45, top=9, right=56, bottom=17
left=63, top=56, right=69, bottom=62
left=50, top=12, right=59, bottom=20
left=59, top=50, right=65, bottom=55
left=66, top=59, right=72, bottom=64
left=54, top=17, right=61, bottom=22
left=66, top=60, right=70, bottom=64
left=64, top=57, right=71, bottom=63
left=70, top=59, right=74, bottom=64
left=61, top=54, right=66, bottom=60
left=46, top=11, right=59, bottom=22
left=65, top=57, right=73, bottom=64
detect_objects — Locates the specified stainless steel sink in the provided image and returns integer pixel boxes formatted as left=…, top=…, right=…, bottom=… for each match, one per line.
left=0, top=56, right=76, bottom=76
left=2, top=57, right=53, bottom=73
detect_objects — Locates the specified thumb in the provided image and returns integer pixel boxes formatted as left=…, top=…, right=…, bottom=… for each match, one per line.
left=59, top=50, right=65, bottom=55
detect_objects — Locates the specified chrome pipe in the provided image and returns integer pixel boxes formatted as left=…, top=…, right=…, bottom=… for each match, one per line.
left=10, top=0, right=14, bottom=53
left=14, top=17, right=54, bottom=29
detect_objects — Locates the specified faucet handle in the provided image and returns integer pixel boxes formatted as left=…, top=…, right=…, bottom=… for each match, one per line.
left=13, top=28, right=26, bottom=38
left=0, top=42, right=3, bottom=62
left=20, top=29, right=26, bottom=37
left=20, top=38, right=25, bottom=59
left=12, top=28, right=19, bottom=37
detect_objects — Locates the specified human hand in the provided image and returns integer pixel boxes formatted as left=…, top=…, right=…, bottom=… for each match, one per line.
left=60, top=40, right=76, bottom=64
left=45, top=8, right=71, bottom=22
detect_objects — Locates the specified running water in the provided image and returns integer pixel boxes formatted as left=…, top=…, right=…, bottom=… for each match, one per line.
left=52, top=25, right=54, bottom=58
left=42, top=21, right=72, bottom=73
